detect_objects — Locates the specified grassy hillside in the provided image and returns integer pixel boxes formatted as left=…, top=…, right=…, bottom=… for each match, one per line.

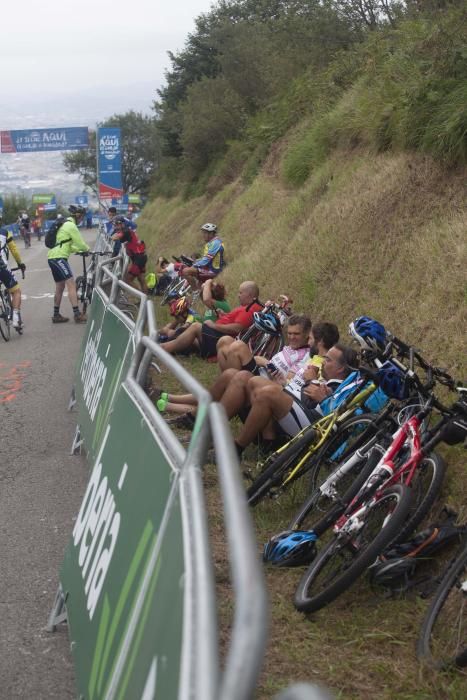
left=140, top=144, right=466, bottom=697
left=139, top=146, right=466, bottom=377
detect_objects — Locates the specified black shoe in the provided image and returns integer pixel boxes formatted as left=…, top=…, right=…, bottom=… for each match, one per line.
left=166, top=413, right=195, bottom=429
left=52, top=314, right=69, bottom=323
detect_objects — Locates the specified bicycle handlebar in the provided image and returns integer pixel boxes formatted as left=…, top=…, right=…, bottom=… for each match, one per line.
left=10, top=266, right=25, bottom=279
left=75, top=251, right=112, bottom=257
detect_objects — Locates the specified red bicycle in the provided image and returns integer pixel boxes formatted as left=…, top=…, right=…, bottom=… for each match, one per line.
left=293, top=357, right=461, bottom=613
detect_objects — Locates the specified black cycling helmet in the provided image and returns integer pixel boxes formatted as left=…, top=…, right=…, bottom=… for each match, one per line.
left=68, top=204, right=86, bottom=218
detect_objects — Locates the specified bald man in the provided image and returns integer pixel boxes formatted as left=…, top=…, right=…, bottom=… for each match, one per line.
left=160, top=281, right=262, bottom=358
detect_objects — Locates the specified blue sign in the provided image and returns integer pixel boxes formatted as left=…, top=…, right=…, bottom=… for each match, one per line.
left=97, top=127, right=123, bottom=200
left=1, top=127, right=89, bottom=153
left=76, top=195, right=89, bottom=206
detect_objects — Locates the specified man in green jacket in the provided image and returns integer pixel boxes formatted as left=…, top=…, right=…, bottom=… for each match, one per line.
left=47, top=205, right=90, bottom=323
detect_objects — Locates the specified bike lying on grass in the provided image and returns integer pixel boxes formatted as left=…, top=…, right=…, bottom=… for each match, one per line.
left=292, top=371, right=465, bottom=614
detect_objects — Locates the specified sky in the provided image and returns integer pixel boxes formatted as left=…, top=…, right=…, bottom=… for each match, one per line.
left=1, top=0, right=216, bottom=126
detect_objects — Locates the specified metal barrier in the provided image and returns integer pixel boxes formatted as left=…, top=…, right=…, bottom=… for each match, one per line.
left=276, top=684, right=334, bottom=700
left=53, top=252, right=331, bottom=699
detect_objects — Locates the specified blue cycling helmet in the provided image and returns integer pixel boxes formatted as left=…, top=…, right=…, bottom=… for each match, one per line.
left=349, top=316, right=387, bottom=352
left=263, top=530, right=318, bottom=567
left=376, top=360, right=410, bottom=400
left=253, top=310, right=282, bottom=335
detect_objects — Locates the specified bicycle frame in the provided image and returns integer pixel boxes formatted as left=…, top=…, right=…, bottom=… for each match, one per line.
left=332, top=412, right=428, bottom=536
left=279, top=381, right=379, bottom=488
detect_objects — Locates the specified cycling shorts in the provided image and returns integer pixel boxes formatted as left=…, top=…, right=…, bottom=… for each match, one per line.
left=199, top=324, right=224, bottom=359
left=128, top=253, right=147, bottom=277
left=48, top=258, right=73, bottom=282
left=0, top=266, right=19, bottom=291
left=277, top=399, right=321, bottom=438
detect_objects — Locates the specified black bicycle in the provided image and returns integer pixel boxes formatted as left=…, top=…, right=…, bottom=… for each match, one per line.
left=0, top=266, right=25, bottom=340
left=75, top=252, right=111, bottom=313
left=417, top=393, right=467, bottom=669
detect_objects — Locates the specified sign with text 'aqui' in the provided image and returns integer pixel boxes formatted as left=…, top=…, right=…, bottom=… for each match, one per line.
left=0, top=127, right=89, bottom=153
left=97, top=128, right=123, bottom=201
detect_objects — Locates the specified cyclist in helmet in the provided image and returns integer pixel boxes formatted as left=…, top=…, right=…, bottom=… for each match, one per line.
left=111, top=216, right=148, bottom=293
left=18, top=212, right=31, bottom=248
left=158, top=296, right=201, bottom=343
left=47, top=204, right=90, bottom=323
left=181, top=223, right=224, bottom=285
left=106, top=207, right=136, bottom=255
left=0, top=216, right=26, bottom=329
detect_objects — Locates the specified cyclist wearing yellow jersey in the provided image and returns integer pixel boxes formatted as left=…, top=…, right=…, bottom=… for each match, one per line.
left=0, top=218, right=26, bottom=329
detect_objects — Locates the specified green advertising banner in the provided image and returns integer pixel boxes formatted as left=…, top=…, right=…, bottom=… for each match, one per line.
left=128, top=194, right=141, bottom=204
left=60, top=387, right=183, bottom=699
left=31, top=193, right=55, bottom=203
left=75, top=300, right=135, bottom=462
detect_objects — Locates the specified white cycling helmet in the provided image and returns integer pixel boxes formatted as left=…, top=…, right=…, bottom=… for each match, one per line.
left=21, top=213, right=29, bottom=220
left=201, top=222, right=217, bottom=233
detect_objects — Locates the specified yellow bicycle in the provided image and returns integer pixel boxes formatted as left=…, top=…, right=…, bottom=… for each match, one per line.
left=246, top=379, right=387, bottom=506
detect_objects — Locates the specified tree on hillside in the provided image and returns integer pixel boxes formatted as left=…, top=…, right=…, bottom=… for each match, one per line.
left=63, top=112, right=161, bottom=195
left=2, top=194, right=31, bottom=224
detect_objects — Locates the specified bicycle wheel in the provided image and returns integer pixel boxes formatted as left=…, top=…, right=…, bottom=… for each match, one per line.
left=417, top=541, right=467, bottom=669
left=246, top=425, right=320, bottom=506
left=0, top=290, right=11, bottom=341
left=289, top=414, right=393, bottom=533
left=294, top=483, right=412, bottom=613
left=396, top=451, right=446, bottom=543
left=75, top=276, right=86, bottom=305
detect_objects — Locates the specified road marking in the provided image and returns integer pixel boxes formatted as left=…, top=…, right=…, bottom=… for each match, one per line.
left=0, top=360, right=31, bottom=404
left=22, top=293, right=69, bottom=300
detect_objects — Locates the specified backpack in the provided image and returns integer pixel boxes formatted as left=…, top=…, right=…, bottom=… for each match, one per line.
left=45, top=219, right=71, bottom=249
left=368, top=507, right=466, bottom=596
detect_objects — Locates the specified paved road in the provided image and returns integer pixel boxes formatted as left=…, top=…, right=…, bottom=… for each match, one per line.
left=0, top=233, right=95, bottom=699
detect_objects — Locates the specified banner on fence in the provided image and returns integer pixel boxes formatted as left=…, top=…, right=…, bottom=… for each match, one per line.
left=1, top=127, right=89, bottom=153
left=60, top=386, right=184, bottom=699
left=74, top=292, right=136, bottom=461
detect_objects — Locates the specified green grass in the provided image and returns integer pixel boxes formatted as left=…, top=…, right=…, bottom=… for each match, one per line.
left=146, top=307, right=467, bottom=699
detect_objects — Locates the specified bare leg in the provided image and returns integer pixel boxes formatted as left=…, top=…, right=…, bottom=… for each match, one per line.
left=236, top=384, right=293, bottom=449
left=218, top=339, right=253, bottom=371
left=54, top=280, right=66, bottom=308
left=65, top=278, right=79, bottom=308
left=161, top=322, right=202, bottom=354
left=220, top=370, right=254, bottom=419
left=163, top=401, right=196, bottom=415
left=10, top=287, right=21, bottom=311
left=167, top=393, right=198, bottom=406
left=217, top=336, right=236, bottom=371
left=164, top=368, right=238, bottom=407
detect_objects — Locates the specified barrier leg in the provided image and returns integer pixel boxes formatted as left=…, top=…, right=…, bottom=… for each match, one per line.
left=46, top=585, right=67, bottom=632
left=70, top=424, right=83, bottom=455
left=68, top=386, right=76, bottom=412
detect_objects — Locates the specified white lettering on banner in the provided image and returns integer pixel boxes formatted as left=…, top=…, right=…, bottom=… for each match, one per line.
left=43, top=131, right=66, bottom=143
left=72, top=425, right=121, bottom=620
left=141, top=659, right=158, bottom=700
left=80, top=319, right=108, bottom=421
left=100, top=134, right=119, bottom=161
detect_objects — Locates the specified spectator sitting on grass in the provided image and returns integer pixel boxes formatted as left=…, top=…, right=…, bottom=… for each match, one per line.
left=158, top=281, right=262, bottom=359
